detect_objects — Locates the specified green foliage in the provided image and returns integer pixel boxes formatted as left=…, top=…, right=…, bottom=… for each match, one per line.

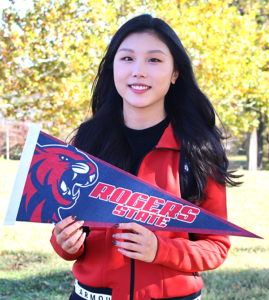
left=0, top=0, right=268, bottom=138
left=151, top=0, right=269, bottom=136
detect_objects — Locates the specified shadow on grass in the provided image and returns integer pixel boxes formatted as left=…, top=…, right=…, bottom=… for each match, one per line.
left=229, top=245, right=268, bottom=253
left=0, top=270, right=74, bottom=300
left=0, top=251, right=50, bottom=272
left=1, top=267, right=269, bottom=300
left=201, top=268, right=269, bottom=300
left=229, top=161, right=246, bottom=170
left=0, top=250, right=74, bottom=300
left=228, top=155, right=269, bottom=170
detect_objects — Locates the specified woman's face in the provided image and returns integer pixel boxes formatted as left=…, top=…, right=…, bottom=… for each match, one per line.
left=113, top=32, right=178, bottom=121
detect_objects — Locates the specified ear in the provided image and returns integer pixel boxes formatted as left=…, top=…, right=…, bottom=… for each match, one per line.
left=171, top=70, right=179, bottom=84
left=34, top=144, right=44, bottom=155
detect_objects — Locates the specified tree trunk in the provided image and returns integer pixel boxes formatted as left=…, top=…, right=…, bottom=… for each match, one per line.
left=257, top=115, right=264, bottom=170
left=246, top=128, right=257, bottom=171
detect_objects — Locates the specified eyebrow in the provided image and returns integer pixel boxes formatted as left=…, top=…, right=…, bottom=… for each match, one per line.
left=117, top=48, right=167, bottom=56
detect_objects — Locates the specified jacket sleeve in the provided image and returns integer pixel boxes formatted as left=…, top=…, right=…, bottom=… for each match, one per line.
left=50, top=228, right=85, bottom=261
left=152, top=176, right=231, bottom=272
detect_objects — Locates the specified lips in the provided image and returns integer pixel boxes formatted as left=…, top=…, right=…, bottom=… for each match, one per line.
left=128, top=84, right=151, bottom=93
left=129, top=83, right=151, bottom=88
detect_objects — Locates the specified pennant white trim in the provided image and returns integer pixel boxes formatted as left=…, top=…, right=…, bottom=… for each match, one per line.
left=3, top=123, right=41, bottom=225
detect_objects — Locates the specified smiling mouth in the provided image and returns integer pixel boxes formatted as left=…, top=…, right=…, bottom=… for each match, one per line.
left=129, top=85, right=151, bottom=90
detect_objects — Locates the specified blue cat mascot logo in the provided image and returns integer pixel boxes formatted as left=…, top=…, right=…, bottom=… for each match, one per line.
left=17, top=144, right=98, bottom=223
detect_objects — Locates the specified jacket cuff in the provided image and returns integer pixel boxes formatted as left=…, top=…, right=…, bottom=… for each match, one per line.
left=151, top=233, right=174, bottom=265
left=50, top=229, right=84, bottom=261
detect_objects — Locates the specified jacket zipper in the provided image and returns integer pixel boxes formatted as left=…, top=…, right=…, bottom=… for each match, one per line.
left=129, top=146, right=180, bottom=300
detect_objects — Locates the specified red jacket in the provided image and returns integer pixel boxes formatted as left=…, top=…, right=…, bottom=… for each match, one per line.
left=50, top=124, right=231, bottom=300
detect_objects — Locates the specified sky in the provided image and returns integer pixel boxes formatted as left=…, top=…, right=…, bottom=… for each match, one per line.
left=0, top=0, right=33, bottom=17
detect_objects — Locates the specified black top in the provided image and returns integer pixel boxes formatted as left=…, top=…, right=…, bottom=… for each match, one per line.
left=124, top=116, right=170, bottom=175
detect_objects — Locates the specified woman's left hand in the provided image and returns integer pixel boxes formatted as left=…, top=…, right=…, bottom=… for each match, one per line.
left=112, top=222, right=158, bottom=263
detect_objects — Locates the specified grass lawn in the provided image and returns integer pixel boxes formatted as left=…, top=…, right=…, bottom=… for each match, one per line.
left=0, top=159, right=268, bottom=300
left=228, top=154, right=269, bottom=170
left=228, top=155, right=247, bottom=170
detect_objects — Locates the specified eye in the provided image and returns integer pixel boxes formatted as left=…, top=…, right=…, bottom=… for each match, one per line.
left=149, top=58, right=161, bottom=62
left=122, top=56, right=133, bottom=61
left=60, top=155, right=69, bottom=161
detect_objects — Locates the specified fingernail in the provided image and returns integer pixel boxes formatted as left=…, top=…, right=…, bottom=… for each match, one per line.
left=71, top=215, right=77, bottom=220
left=112, top=241, right=117, bottom=245
left=114, top=224, right=120, bottom=228
left=78, top=220, right=84, bottom=225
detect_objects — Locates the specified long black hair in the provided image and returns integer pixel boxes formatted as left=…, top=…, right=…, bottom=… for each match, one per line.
left=73, top=14, right=241, bottom=204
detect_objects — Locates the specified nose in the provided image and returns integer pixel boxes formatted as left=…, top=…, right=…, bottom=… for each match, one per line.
left=132, top=59, right=147, bottom=78
left=72, top=162, right=90, bottom=174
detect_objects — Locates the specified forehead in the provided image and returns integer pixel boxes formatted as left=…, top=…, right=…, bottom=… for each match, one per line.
left=117, top=32, right=170, bottom=52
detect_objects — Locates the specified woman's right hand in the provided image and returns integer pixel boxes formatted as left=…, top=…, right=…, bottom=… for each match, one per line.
left=53, top=216, right=86, bottom=254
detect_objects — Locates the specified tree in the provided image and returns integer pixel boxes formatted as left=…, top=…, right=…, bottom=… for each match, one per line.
left=150, top=0, right=269, bottom=169
left=230, top=0, right=269, bottom=169
left=1, top=0, right=268, bottom=169
left=0, top=0, right=138, bottom=137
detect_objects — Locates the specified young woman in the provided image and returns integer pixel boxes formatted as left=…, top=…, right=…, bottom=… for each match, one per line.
left=51, top=14, right=240, bottom=300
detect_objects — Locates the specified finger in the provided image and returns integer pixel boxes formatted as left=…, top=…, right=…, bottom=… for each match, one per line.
left=117, top=248, right=144, bottom=260
left=61, top=220, right=84, bottom=238
left=68, top=232, right=86, bottom=254
left=62, top=228, right=85, bottom=252
left=115, top=222, right=148, bottom=235
left=56, top=220, right=84, bottom=245
left=61, top=228, right=83, bottom=250
left=113, top=240, right=142, bottom=253
left=54, top=215, right=77, bottom=236
left=112, top=232, right=143, bottom=244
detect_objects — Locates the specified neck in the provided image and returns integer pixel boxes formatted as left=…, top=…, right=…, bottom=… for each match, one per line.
left=123, top=105, right=166, bottom=130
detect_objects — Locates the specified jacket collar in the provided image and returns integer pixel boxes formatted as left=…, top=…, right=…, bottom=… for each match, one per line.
left=156, top=123, right=181, bottom=151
